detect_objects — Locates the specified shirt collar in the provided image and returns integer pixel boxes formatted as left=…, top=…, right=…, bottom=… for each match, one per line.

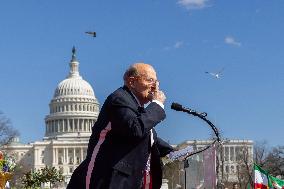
left=130, top=91, right=142, bottom=107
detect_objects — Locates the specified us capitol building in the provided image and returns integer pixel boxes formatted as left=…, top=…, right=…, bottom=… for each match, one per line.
left=3, top=47, right=99, bottom=186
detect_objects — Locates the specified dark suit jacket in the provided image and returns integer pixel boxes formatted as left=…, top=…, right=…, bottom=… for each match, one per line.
left=67, top=86, right=173, bottom=189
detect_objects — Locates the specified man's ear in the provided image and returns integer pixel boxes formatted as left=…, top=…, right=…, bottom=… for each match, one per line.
left=128, top=77, right=135, bottom=88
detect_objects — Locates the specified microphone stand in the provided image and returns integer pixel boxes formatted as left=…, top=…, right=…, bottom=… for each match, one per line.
left=177, top=108, right=220, bottom=144
left=171, top=103, right=221, bottom=189
left=184, top=159, right=189, bottom=189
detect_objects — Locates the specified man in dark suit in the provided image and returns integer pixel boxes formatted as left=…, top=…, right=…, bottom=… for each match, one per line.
left=67, top=63, right=173, bottom=189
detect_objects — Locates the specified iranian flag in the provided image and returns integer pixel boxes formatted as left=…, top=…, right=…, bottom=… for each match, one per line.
left=254, top=164, right=269, bottom=189
left=254, top=164, right=284, bottom=189
left=269, top=175, right=284, bottom=189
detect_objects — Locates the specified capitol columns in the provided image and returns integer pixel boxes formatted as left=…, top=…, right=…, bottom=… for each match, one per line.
left=63, top=148, right=66, bottom=164
left=53, top=148, right=55, bottom=165
left=73, top=148, right=76, bottom=165
left=80, top=147, right=83, bottom=162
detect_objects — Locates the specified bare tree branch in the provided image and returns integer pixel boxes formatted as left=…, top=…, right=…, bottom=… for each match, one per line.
left=0, top=111, right=19, bottom=145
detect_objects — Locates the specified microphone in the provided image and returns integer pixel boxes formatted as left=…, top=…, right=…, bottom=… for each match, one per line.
left=171, top=102, right=188, bottom=112
left=171, top=102, right=207, bottom=117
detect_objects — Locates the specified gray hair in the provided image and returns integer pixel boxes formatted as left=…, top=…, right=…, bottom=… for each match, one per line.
left=123, top=65, right=139, bottom=84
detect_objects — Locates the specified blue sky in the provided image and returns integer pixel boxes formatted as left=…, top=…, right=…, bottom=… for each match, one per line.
left=0, top=0, right=284, bottom=146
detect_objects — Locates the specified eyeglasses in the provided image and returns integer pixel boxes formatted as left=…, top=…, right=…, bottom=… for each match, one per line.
left=136, top=75, right=158, bottom=84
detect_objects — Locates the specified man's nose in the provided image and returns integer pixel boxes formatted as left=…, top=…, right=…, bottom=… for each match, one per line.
left=150, top=82, right=159, bottom=91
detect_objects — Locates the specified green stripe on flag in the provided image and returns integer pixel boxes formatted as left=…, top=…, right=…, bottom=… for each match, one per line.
left=269, top=175, right=284, bottom=188
left=254, top=163, right=268, bottom=175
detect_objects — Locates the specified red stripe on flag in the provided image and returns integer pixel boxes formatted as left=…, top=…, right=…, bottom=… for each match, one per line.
left=254, top=183, right=268, bottom=189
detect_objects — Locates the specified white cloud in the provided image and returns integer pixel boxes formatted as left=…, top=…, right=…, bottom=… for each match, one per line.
left=224, top=36, right=241, bottom=47
left=174, top=41, right=184, bottom=49
left=163, top=41, right=184, bottom=51
left=177, top=0, right=210, bottom=10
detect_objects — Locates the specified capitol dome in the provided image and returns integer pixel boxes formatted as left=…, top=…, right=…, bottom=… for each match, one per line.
left=44, top=47, right=99, bottom=141
left=54, top=78, right=94, bottom=97
left=53, top=54, right=95, bottom=98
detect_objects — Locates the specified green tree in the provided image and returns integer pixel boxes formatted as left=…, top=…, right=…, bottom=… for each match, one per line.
left=41, top=166, right=64, bottom=188
left=21, top=170, right=41, bottom=188
left=21, top=166, right=63, bottom=189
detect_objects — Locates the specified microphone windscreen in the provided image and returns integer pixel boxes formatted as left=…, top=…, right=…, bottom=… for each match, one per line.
left=171, top=102, right=183, bottom=111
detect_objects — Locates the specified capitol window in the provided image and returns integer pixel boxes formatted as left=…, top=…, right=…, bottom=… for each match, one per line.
left=225, top=165, right=229, bottom=173
left=58, top=157, right=63, bottom=165
left=230, top=147, right=235, bottom=161
left=69, top=157, right=73, bottom=164
left=231, top=165, right=235, bottom=173
left=225, top=147, right=229, bottom=161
